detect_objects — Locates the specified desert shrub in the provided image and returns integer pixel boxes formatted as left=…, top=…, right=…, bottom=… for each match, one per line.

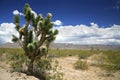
left=10, top=61, right=23, bottom=72
left=10, top=53, right=64, bottom=80
left=34, top=59, right=63, bottom=80
left=10, top=57, right=63, bottom=79
left=0, top=48, right=24, bottom=59
left=9, top=52, right=27, bottom=61
left=10, top=53, right=28, bottom=72
left=74, top=60, right=88, bottom=70
left=0, top=48, right=7, bottom=53
left=0, top=48, right=23, bottom=54
left=91, top=50, right=120, bottom=71
left=51, top=60, right=64, bottom=80
left=0, top=53, right=2, bottom=57
left=0, top=48, right=6, bottom=58
left=91, top=62, right=118, bottom=72
left=78, top=50, right=94, bottom=59
left=34, top=58, right=52, bottom=71
left=103, top=50, right=120, bottom=71
left=49, top=49, right=95, bottom=58
left=78, top=53, right=91, bottom=59
left=49, top=49, right=73, bottom=57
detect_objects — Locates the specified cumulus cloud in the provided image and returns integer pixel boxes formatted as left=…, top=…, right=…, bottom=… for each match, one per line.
left=54, top=23, right=120, bottom=45
left=13, top=10, right=23, bottom=15
left=30, top=9, right=37, bottom=18
left=54, top=20, right=62, bottom=26
left=13, top=9, right=37, bottom=17
left=0, top=22, right=120, bottom=45
left=0, top=23, right=18, bottom=44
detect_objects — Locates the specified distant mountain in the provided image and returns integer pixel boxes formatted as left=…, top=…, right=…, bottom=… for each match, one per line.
left=50, top=43, right=120, bottom=50
left=0, top=42, right=120, bottom=50
left=0, top=42, right=20, bottom=48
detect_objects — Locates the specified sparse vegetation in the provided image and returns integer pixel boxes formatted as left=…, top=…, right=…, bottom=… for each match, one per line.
left=10, top=53, right=64, bottom=80
left=1, top=48, right=120, bottom=72
left=92, top=50, right=120, bottom=71
left=49, top=49, right=80, bottom=57
left=103, top=50, right=120, bottom=71
left=34, top=59, right=63, bottom=80
left=0, top=48, right=64, bottom=80
left=74, top=60, right=88, bottom=70
left=49, top=49, right=95, bottom=58
left=9, top=52, right=28, bottom=72
left=78, top=50, right=94, bottom=59
left=0, top=48, right=24, bottom=55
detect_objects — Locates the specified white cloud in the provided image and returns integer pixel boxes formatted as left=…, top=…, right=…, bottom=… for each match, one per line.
left=30, top=8, right=37, bottom=18
left=0, top=22, right=120, bottom=45
left=13, top=10, right=23, bottom=15
left=13, top=10, right=19, bottom=15
left=90, top=22, right=98, bottom=28
left=13, top=9, right=37, bottom=17
left=0, top=23, right=18, bottom=44
left=54, top=20, right=62, bottom=26
left=54, top=23, right=120, bottom=45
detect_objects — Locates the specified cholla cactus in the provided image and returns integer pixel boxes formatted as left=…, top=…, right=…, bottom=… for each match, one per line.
left=12, top=3, right=58, bottom=73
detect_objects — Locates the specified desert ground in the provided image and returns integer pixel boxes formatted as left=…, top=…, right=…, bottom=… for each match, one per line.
left=0, top=51, right=120, bottom=80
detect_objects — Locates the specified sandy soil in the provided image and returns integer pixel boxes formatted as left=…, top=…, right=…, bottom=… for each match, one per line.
left=0, top=68, right=39, bottom=80
left=0, top=55, right=120, bottom=80
left=0, top=61, right=39, bottom=80
left=56, top=56, right=120, bottom=80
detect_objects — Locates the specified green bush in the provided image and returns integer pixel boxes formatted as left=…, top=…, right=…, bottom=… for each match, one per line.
left=34, top=58, right=52, bottom=71
left=49, top=49, right=95, bottom=58
left=74, top=60, right=88, bottom=70
left=91, top=50, right=120, bottom=71
left=0, top=48, right=7, bottom=54
left=9, top=53, right=64, bottom=80
left=10, top=53, right=28, bottom=72
left=10, top=61, right=23, bottom=72
left=34, top=59, right=63, bottom=80
left=103, top=51, right=120, bottom=71
left=78, top=53, right=91, bottom=59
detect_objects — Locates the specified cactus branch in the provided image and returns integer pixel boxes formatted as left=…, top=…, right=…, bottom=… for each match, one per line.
left=12, top=3, right=58, bottom=73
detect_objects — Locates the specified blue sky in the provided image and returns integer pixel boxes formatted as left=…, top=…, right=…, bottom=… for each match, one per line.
left=0, top=0, right=120, bottom=45
left=0, top=0, right=120, bottom=26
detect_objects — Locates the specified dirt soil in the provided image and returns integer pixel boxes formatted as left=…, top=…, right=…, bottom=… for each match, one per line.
left=56, top=56, right=120, bottom=80
left=0, top=55, right=120, bottom=80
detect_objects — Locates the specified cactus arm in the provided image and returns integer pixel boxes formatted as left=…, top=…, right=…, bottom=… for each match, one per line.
left=37, top=33, right=46, bottom=48
left=12, top=35, right=23, bottom=48
left=23, top=28, right=28, bottom=55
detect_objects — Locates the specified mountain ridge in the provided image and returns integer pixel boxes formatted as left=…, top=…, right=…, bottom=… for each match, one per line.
left=0, top=42, right=120, bottom=50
